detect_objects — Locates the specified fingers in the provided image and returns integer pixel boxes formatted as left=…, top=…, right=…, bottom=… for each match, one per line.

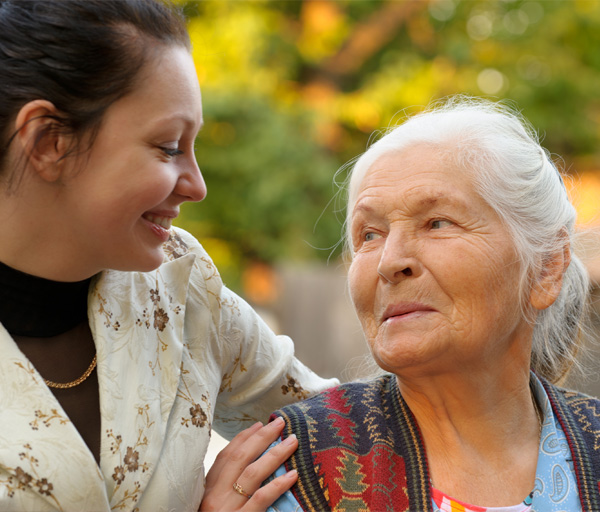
left=234, top=430, right=298, bottom=493
left=243, top=469, right=298, bottom=511
left=213, top=417, right=287, bottom=483
left=205, top=421, right=263, bottom=488
left=200, top=418, right=299, bottom=512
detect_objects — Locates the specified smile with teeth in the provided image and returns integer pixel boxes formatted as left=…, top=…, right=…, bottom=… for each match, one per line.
left=143, top=213, right=173, bottom=230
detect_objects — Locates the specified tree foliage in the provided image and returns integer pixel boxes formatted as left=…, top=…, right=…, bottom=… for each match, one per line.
left=174, top=0, right=600, bottom=289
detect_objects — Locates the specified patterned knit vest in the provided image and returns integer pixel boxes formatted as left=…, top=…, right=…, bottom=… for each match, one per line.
left=271, top=374, right=600, bottom=512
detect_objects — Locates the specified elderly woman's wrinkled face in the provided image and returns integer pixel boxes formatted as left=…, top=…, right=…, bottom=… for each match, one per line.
left=348, top=146, right=534, bottom=377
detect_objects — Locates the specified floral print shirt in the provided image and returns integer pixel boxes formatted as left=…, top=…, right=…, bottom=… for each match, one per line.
left=0, top=227, right=337, bottom=512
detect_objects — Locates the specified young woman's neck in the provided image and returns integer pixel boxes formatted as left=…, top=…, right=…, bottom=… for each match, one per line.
left=0, top=176, right=99, bottom=281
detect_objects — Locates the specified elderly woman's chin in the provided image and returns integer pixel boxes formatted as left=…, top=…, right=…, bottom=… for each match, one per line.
left=366, top=323, right=452, bottom=376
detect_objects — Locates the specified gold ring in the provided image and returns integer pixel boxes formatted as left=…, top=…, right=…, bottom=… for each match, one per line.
left=233, top=482, right=252, bottom=499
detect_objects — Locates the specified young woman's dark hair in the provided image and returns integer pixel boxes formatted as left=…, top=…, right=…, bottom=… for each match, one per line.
left=0, top=0, right=190, bottom=188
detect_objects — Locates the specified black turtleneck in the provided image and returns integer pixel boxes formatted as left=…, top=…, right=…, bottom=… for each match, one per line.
left=0, top=260, right=91, bottom=337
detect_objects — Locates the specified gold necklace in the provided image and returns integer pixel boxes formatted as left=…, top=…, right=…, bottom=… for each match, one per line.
left=44, top=354, right=97, bottom=389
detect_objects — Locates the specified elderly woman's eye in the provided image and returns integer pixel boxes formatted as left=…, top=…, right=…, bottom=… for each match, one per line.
left=431, top=219, right=453, bottom=230
left=364, top=232, right=381, bottom=242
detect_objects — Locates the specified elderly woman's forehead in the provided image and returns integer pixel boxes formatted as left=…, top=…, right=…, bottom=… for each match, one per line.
left=352, top=151, right=490, bottom=215
left=362, top=147, right=464, bottom=183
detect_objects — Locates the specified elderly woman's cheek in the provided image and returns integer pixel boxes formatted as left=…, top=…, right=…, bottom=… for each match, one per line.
left=348, top=258, right=378, bottom=336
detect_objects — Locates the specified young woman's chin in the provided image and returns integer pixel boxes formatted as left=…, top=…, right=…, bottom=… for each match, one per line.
left=135, top=250, right=166, bottom=273
left=107, top=247, right=166, bottom=274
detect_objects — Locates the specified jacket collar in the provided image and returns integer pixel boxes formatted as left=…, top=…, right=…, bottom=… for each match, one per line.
left=0, top=249, right=195, bottom=511
left=90, top=252, right=195, bottom=510
left=0, top=322, right=110, bottom=510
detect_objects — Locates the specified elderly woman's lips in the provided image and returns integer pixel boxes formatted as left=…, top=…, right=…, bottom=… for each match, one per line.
left=382, top=303, right=435, bottom=322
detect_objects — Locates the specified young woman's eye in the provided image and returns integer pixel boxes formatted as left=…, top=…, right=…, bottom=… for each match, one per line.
left=431, top=219, right=453, bottom=229
left=160, top=146, right=184, bottom=158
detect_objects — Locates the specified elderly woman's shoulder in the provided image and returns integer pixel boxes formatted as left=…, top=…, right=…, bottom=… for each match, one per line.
left=274, top=374, right=396, bottom=420
left=543, top=381, right=600, bottom=435
left=543, top=379, right=600, bottom=406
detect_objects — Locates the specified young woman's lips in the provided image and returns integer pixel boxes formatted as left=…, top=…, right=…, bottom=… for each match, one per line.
left=142, top=211, right=177, bottom=242
left=382, top=303, right=436, bottom=323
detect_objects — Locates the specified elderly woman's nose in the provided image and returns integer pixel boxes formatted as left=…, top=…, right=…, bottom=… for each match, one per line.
left=377, top=261, right=415, bottom=283
left=376, top=240, right=419, bottom=283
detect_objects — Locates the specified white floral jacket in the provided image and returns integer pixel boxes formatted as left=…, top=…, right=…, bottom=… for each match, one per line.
left=0, top=228, right=337, bottom=512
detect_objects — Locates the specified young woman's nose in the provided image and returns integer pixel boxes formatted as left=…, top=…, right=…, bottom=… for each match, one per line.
left=176, top=156, right=207, bottom=202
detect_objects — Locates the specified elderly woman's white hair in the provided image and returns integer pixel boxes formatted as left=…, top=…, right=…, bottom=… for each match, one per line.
left=344, top=96, right=590, bottom=384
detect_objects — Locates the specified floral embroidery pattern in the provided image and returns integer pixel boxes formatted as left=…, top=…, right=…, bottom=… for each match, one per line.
left=0, top=444, right=62, bottom=509
left=153, top=307, right=169, bottom=332
left=142, top=275, right=182, bottom=376
left=138, top=282, right=179, bottom=332
left=281, top=374, right=309, bottom=400
left=124, top=447, right=140, bottom=472
left=197, top=256, right=219, bottom=281
left=111, top=482, right=141, bottom=512
left=29, top=409, right=70, bottom=430
left=220, top=346, right=247, bottom=393
left=97, top=293, right=121, bottom=331
left=189, top=404, right=208, bottom=428
left=214, top=410, right=260, bottom=425
left=107, top=405, right=154, bottom=510
left=178, top=362, right=212, bottom=432
left=198, top=254, right=243, bottom=314
left=162, top=231, right=189, bottom=260
left=13, top=360, right=40, bottom=384
left=207, top=290, right=241, bottom=317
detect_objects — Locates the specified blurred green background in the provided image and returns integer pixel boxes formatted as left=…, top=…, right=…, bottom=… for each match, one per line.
left=173, top=0, right=600, bottom=299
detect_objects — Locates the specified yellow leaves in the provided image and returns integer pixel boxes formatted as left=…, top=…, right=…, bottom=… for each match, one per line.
left=301, top=81, right=337, bottom=111
left=565, top=171, right=600, bottom=227
left=187, top=3, right=281, bottom=93
left=342, top=95, right=382, bottom=134
left=297, top=1, right=348, bottom=62
left=574, top=0, right=600, bottom=17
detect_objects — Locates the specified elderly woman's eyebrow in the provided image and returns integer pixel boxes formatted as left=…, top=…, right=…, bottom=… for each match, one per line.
left=417, top=194, right=444, bottom=207
left=351, top=201, right=378, bottom=217
left=353, top=189, right=472, bottom=219
left=414, top=191, right=473, bottom=212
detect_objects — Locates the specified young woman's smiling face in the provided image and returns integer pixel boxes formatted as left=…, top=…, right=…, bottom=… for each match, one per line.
left=348, top=146, right=534, bottom=379
left=58, top=45, right=206, bottom=274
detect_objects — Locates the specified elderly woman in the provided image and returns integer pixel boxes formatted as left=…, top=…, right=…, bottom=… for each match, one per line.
left=226, top=98, right=600, bottom=512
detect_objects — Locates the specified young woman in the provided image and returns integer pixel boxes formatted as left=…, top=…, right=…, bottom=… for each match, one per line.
left=0, top=1, right=336, bottom=510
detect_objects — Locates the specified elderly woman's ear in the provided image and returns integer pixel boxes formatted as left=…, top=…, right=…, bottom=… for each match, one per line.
left=529, top=232, right=572, bottom=311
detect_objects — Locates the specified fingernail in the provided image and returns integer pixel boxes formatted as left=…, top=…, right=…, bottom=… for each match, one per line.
left=282, top=434, right=297, bottom=446
left=271, top=416, right=284, bottom=427
left=285, top=469, right=298, bottom=479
